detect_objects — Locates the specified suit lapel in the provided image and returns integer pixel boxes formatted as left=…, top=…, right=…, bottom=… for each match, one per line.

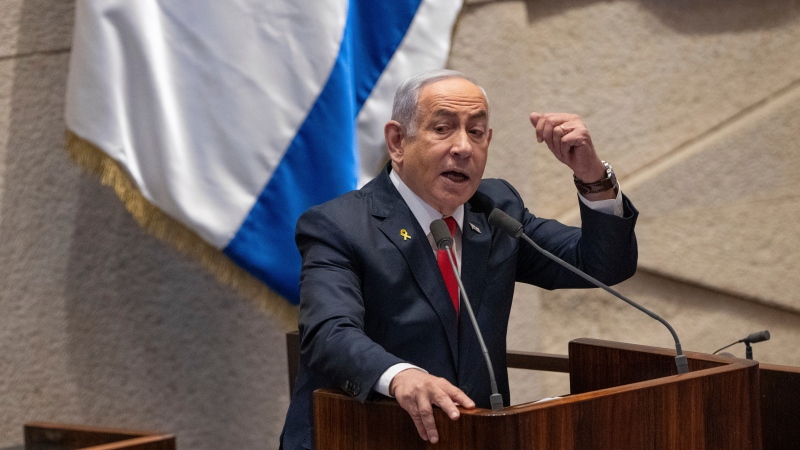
left=457, top=202, right=492, bottom=380
left=371, top=169, right=460, bottom=368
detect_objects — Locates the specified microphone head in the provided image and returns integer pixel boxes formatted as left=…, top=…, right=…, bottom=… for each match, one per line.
left=488, top=208, right=524, bottom=238
left=430, top=219, right=453, bottom=250
left=743, top=330, right=770, bottom=343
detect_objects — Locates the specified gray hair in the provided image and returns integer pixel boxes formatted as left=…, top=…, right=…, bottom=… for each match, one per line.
left=391, top=69, right=489, bottom=136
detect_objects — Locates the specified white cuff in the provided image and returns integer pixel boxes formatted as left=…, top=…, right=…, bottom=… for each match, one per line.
left=579, top=183, right=624, bottom=217
left=373, top=363, right=427, bottom=397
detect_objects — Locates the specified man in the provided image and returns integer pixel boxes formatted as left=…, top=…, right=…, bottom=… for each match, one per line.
left=280, top=70, right=638, bottom=449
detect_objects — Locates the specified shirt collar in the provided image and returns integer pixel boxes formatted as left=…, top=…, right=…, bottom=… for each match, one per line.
left=390, top=168, right=464, bottom=235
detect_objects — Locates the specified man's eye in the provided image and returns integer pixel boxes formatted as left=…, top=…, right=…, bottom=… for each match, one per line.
left=434, top=126, right=449, bottom=133
left=470, top=129, right=485, bottom=137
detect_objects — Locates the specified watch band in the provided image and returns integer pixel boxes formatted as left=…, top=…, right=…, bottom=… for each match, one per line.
left=573, top=161, right=619, bottom=195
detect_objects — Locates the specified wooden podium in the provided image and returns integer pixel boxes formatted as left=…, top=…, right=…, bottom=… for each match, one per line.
left=312, top=339, right=772, bottom=449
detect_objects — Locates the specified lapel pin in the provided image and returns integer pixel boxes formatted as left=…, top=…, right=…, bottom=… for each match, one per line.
left=469, top=223, right=481, bottom=234
left=400, top=229, right=412, bottom=241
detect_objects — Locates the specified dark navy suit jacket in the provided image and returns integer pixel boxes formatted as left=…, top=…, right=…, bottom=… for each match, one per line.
left=280, top=164, right=638, bottom=449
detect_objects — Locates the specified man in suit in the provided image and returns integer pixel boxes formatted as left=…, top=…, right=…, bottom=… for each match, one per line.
left=280, top=70, right=638, bottom=449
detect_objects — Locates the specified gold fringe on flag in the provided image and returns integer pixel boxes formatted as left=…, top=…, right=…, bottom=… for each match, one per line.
left=65, top=130, right=299, bottom=330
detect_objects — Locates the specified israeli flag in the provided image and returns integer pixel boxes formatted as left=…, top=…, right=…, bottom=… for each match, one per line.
left=65, top=0, right=462, bottom=305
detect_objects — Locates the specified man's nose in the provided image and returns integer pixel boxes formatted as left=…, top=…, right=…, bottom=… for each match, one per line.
left=450, top=128, right=472, bottom=157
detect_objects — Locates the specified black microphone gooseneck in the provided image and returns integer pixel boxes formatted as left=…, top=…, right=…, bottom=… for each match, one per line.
left=484, top=204, right=689, bottom=375
left=713, top=330, right=770, bottom=360
left=430, top=219, right=504, bottom=411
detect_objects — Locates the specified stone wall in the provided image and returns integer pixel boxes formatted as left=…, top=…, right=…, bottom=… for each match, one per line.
left=1, top=0, right=799, bottom=448
left=0, top=2, right=288, bottom=448
left=453, top=0, right=800, bottom=403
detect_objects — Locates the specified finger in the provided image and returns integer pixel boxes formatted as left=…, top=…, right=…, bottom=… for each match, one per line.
left=541, top=119, right=555, bottom=150
left=402, top=396, right=432, bottom=442
left=416, top=398, right=439, bottom=444
left=529, top=112, right=543, bottom=142
left=554, top=124, right=567, bottom=158
left=448, top=388, right=476, bottom=410
left=533, top=112, right=547, bottom=143
left=433, top=391, right=461, bottom=421
left=410, top=409, right=431, bottom=442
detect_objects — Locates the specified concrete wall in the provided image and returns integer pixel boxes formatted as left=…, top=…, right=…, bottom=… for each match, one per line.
left=1, top=0, right=799, bottom=448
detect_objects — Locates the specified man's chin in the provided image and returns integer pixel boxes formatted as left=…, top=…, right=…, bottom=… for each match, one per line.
left=431, top=187, right=478, bottom=214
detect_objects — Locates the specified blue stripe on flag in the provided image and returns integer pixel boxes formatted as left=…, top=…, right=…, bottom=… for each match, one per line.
left=224, top=0, right=423, bottom=304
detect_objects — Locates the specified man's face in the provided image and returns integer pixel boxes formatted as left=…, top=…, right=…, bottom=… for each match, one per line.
left=388, top=77, right=492, bottom=216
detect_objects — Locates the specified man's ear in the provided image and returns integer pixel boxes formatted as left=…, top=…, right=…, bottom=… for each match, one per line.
left=384, top=120, right=404, bottom=164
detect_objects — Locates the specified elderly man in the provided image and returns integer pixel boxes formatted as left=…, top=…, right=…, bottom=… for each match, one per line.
left=280, top=70, right=638, bottom=449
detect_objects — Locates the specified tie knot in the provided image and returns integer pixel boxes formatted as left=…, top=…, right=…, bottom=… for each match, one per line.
left=443, top=216, right=457, bottom=236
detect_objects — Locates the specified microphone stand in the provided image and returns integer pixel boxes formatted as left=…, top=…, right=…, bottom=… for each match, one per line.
left=488, top=208, right=689, bottom=375
left=443, top=248, right=504, bottom=411
left=431, top=218, right=504, bottom=411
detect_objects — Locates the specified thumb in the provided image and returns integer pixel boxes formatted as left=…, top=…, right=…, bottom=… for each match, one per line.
left=529, top=112, right=542, bottom=127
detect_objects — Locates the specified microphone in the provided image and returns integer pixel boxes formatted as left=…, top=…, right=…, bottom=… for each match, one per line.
left=473, top=194, right=689, bottom=375
left=743, top=330, right=770, bottom=344
left=430, top=219, right=504, bottom=411
left=713, top=330, right=770, bottom=360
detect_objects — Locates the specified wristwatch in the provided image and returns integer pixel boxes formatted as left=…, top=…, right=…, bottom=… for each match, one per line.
left=573, top=161, right=619, bottom=195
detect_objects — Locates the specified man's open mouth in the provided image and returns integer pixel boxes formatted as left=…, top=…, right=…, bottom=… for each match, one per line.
left=442, top=171, right=468, bottom=182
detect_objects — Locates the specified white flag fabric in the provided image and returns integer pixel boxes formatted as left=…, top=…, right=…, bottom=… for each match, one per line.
left=65, top=0, right=462, bottom=306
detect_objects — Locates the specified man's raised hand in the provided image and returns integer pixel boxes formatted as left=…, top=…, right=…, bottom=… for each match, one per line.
left=529, top=112, right=607, bottom=184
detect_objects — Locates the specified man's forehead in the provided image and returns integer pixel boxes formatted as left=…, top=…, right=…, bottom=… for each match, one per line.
left=419, top=78, right=488, bottom=116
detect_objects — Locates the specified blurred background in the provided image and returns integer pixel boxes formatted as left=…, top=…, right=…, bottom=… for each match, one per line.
left=1, top=0, right=799, bottom=448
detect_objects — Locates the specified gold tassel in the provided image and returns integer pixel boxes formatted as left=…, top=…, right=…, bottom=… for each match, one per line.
left=64, top=130, right=299, bottom=329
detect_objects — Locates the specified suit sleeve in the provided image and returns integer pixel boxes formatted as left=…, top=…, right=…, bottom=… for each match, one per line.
left=295, top=206, right=405, bottom=402
left=486, top=180, right=639, bottom=289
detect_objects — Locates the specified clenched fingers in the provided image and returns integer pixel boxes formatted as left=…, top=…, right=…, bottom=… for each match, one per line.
left=530, top=112, right=601, bottom=176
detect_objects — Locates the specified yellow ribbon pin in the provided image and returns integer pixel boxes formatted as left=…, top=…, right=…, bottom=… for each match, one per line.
left=400, top=229, right=411, bottom=241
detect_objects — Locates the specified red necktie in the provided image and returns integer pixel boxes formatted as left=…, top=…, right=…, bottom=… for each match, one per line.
left=437, top=216, right=459, bottom=313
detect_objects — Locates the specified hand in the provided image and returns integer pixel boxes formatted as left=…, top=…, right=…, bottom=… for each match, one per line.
left=390, top=368, right=475, bottom=444
left=529, top=112, right=606, bottom=184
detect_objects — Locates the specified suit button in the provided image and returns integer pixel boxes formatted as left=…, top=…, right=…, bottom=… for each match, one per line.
left=343, top=380, right=360, bottom=396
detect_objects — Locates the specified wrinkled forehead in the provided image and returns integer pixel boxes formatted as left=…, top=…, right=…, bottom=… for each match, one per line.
left=418, top=78, right=490, bottom=118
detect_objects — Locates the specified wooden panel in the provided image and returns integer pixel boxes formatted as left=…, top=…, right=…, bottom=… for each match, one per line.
left=506, top=350, right=569, bottom=373
left=24, top=423, right=175, bottom=450
left=759, top=363, right=800, bottom=450
left=314, top=339, right=762, bottom=450
left=568, top=338, right=730, bottom=394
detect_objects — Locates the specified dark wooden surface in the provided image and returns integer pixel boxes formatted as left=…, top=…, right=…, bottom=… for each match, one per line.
left=24, top=423, right=175, bottom=450
left=759, top=363, right=800, bottom=450
left=568, top=339, right=762, bottom=450
left=314, top=339, right=763, bottom=450
left=506, top=350, right=570, bottom=373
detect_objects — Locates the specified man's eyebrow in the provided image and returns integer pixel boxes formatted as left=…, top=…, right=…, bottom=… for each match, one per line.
left=431, top=109, right=458, bottom=119
left=469, top=110, right=488, bottom=121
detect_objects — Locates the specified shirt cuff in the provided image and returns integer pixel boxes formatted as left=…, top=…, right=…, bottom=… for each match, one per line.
left=373, top=363, right=428, bottom=397
left=578, top=183, right=624, bottom=217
